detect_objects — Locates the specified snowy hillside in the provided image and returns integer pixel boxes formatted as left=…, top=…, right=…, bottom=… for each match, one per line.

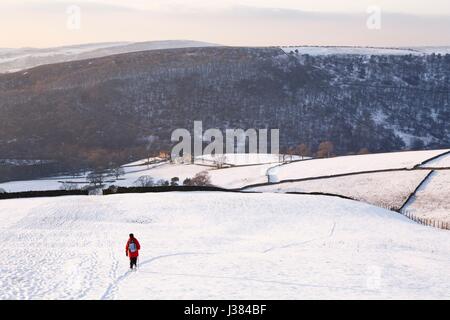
left=246, top=150, right=450, bottom=224
left=0, top=192, right=449, bottom=300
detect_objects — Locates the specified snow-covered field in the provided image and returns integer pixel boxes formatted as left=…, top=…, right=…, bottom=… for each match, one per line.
left=1, top=192, right=449, bottom=300
left=421, top=152, right=450, bottom=168
left=403, top=171, right=450, bottom=223
left=249, top=170, right=431, bottom=211
left=194, top=153, right=302, bottom=166
left=209, top=164, right=276, bottom=189
left=269, top=150, right=448, bottom=183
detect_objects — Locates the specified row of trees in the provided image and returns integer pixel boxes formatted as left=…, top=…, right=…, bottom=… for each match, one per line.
left=282, top=141, right=370, bottom=159
left=134, top=171, right=211, bottom=187
left=60, top=169, right=213, bottom=191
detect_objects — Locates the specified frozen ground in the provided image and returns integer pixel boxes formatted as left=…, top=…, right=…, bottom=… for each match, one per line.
left=0, top=192, right=449, bottom=300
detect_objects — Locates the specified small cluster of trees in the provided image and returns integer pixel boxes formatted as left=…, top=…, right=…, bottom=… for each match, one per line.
left=86, top=167, right=126, bottom=185
left=59, top=182, right=80, bottom=191
left=60, top=166, right=126, bottom=191
left=134, top=176, right=170, bottom=187
left=133, top=171, right=211, bottom=187
left=182, top=171, right=212, bottom=186
left=283, top=141, right=334, bottom=160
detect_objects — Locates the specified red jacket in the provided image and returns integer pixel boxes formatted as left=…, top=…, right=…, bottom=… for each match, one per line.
left=125, top=238, right=141, bottom=258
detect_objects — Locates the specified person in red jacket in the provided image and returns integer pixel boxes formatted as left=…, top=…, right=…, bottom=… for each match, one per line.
left=125, top=233, right=141, bottom=270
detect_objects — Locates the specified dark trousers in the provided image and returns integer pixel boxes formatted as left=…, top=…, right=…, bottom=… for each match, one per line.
left=130, top=257, right=137, bottom=269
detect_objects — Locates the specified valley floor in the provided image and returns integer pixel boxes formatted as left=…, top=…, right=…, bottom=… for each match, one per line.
left=0, top=192, right=449, bottom=300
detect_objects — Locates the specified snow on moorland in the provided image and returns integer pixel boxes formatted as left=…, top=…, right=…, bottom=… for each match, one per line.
left=0, top=192, right=449, bottom=300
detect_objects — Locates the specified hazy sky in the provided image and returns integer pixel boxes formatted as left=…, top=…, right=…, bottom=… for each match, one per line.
left=1, top=0, right=450, bottom=48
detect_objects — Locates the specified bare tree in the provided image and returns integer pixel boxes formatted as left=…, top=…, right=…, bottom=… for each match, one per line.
left=188, top=171, right=212, bottom=186
left=170, top=177, right=180, bottom=186
left=112, top=167, right=125, bottom=180
left=213, top=154, right=227, bottom=169
left=155, top=179, right=169, bottom=186
left=59, top=182, right=80, bottom=191
left=87, top=171, right=105, bottom=187
left=134, top=176, right=155, bottom=187
left=287, top=147, right=295, bottom=161
left=296, top=143, right=311, bottom=160
left=316, top=141, right=334, bottom=158
left=357, top=148, right=370, bottom=155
